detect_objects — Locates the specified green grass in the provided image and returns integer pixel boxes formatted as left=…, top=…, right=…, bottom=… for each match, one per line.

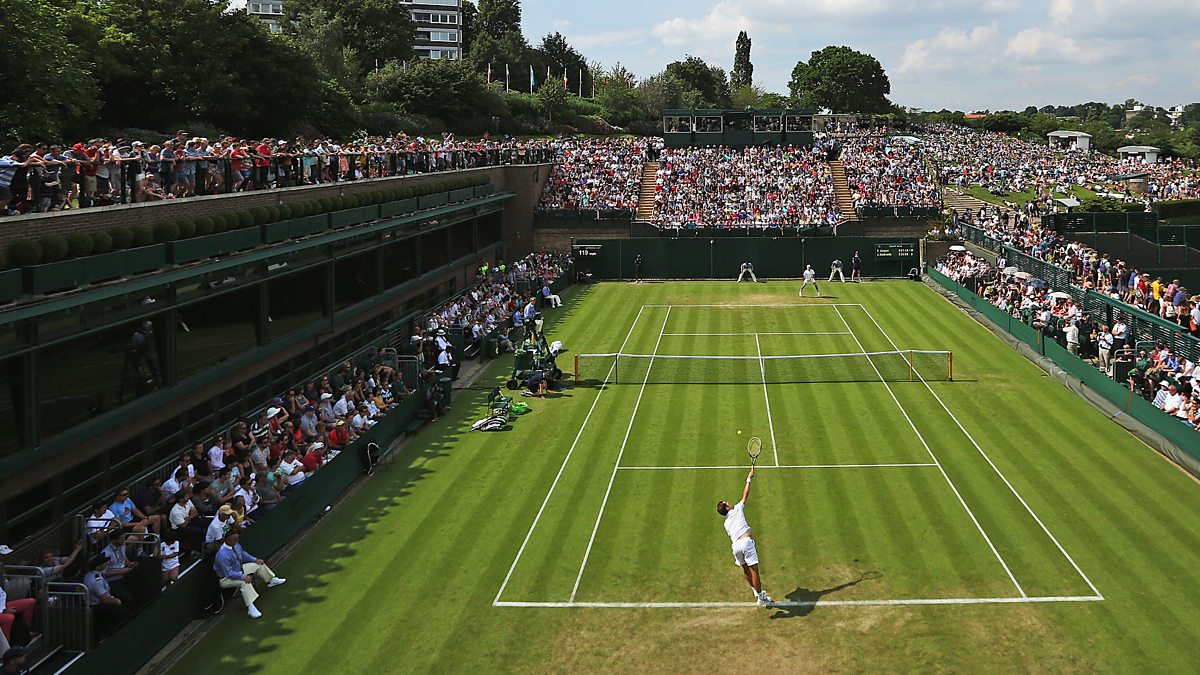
left=175, top=281, right=1200, bottom=673
left=964, top=185, right=1094, bottom=208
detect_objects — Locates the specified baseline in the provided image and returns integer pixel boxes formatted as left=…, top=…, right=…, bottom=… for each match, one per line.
left=616, top=463, right=937, bottom=470
left=493, top=305, right=647, bottom=604
left=495, top=595, right=1103, bottom=609
left=833, top=305, right=1027, bottom=597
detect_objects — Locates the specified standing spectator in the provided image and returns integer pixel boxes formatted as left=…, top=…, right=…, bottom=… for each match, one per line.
left=158, top=530, right=182, bottom=588
left=212, top=530, right=286, bottom=619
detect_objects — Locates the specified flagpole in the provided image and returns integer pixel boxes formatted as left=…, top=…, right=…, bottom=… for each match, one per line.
left=487, top=63, right=492, bottom=84
left=529, top=65, right=535, bottom=94
left=578, top=68, right=583, bottom=97
left=505, top=63, right=510, bottom=92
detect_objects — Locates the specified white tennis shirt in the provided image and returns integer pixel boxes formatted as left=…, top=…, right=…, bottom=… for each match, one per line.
left=723, top=501, right=751, bottom=542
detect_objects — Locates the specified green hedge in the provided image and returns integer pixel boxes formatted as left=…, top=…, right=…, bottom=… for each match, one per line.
left=1155, top=199, right=1200, bottom=222
left=2, top=177, right=494, bottom=269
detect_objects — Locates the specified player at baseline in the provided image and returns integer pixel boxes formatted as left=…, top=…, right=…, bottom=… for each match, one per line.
left=716, top=468, right=774, bottom=607
left=737, top=261, right=758, bottom=283
left=829, top=259, right=846, bottom=282
left=799, top=264, right=820, bottom=297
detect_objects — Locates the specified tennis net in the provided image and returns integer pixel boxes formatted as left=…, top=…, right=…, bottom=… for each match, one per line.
left=573, top=350, right=952, bottom=385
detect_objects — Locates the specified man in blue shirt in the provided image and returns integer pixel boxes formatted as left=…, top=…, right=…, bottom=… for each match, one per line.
left=213, top=530, right=286, bottom=619
left=84, top=555, right=129, bottom=636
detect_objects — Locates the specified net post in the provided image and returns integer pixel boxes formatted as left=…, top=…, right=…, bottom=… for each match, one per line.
left=574, top=354, right=579, bottom=382
left=614, top=354, right=619, bottom=384
left=948, top=351, right=953, bottom=381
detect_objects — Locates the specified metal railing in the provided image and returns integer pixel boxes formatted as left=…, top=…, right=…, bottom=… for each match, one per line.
left=7, top=146, right=555, bottom=212
left=45, top=582, right=91, bottom=652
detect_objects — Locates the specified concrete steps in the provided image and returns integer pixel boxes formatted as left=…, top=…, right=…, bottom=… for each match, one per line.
left=828, top=161, right=859, bottom=222
left=635, top=162, right=658, bottom=222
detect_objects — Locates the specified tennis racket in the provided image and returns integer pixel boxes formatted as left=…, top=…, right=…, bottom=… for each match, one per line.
left=747, top=436, right=762, bottom=467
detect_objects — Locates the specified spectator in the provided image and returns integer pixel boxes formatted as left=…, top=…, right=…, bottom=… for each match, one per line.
left=100, top=531, right=137, bottom=606
left=110, top=487, right=161, bottom=534
left=167, top=488, right=204, bottom=552
left=84, top=555, right=129, bottom=636
left=205, top=505, right=236, bottom=553
left=212, top=530, right=286, bottom=619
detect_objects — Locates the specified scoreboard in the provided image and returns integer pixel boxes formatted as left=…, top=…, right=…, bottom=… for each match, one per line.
left=874, top=242, right=916, bottom=259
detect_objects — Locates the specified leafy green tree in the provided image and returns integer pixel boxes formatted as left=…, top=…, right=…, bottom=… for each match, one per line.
left=0, top=0, right=97, bottom=146
left=286, top=0, right=415, bottom=74
left=665, top=56, right=729, bottom=108
left=637, top=71, right=685, bottom=117
left=788, top=46, right=891, bottom=113
left=469, top=30, right=534, bottom=92
left=595, top=64, right=640, bottom=126
left=533, top=79, right=570, bottom=122
left=478, top=0, right=521, bottom=40
left=731, top=31, right=753, bottom=90
left=461, top=0, right=479, bottom=56
left=286, top=9, right=362, bottom=91
left=540, top=32, right=588, bottom=95
left=367, top=59, right=505, bottom=127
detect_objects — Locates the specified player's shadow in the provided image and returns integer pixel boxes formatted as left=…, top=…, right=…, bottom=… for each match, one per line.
left=768, top=573, right=881, bottom=619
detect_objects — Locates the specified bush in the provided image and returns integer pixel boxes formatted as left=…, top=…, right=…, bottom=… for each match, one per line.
left=153, top=221, right=181, bottom=243
left=266, top=205, right=282, bottom=222
left=38, top=236, right=69, bottom=263
left=109, top=227, right=134, bottom=250
left=277, top=203, right=294, bottom=220
left=130, top=225, right=153, bottom=247
left=318, top=197, right=334, bottom=213
left=1155, top=199, right=1200, bottom=222
left=7, top=239, right=42, bottom=267
left=194, top=217, right=215, bottom=236
left=249, top=206, right=271, bottom=225
left=333, top=196, right=347, bottom=210
left=236, top=211, right=254, bottom=228
left=90, top=231, right=113, bottom=255
left=177, top=219, right=197, bottom=239
left=63, top=232, right=92, bottom=259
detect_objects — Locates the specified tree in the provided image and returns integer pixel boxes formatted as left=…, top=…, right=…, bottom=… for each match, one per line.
left=638, top=71, right=685, bottom=117
left=533, top=80, right=569, bottom=122
left=286, top=0, right=415, bottom=74
left=286, top=9, right=362, bottom=91
left=540, top=32, right=588, bottom=95
left=367, top=59, right=505, bottom=128
left=461, top=0, right=479, bottom=56
left=595, top=64, right=640, bottom=126
left=0, top=0, right=97, bottom=146
left=478, top=0, right=521, bottom=40
left=788, top=46, right=891, bottom=113
left=731, top=31, right=753, bottom=90
left=665, top=56, right=729, bottom=108
left=468, top=30, right=534, bottom=92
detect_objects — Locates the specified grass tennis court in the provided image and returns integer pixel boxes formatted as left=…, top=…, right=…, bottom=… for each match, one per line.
left=176, top=280, right=1200, bottom=673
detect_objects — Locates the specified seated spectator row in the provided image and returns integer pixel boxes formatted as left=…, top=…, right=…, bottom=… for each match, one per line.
left=653, top=146, right=841, bottom=228
left=537, top=139, right=656, bottom=210
left=838, top=135, right=940, bottom=211
left=0, top=134, right=556, bottom=215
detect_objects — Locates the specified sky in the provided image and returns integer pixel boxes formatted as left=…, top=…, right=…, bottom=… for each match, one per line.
left=521, top=0, right=1200, bottom=111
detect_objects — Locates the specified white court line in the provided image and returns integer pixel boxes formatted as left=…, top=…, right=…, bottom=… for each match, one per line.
left=755, top=333, right=781, bottom=467
left=493, top=305, right=646, bottom=605
left=861, top=305, right=1104, bottom=599
left=569, top=307, right=672, bottom=602
left=662, top=332, right=851, bottom=336
left=833, top=306, right=1027, bottom=598
left=617, top=463, right=937, bottom=470
left=643, top=304, right=863, bottom=308
left=494, top=595, right=1103, bottom=609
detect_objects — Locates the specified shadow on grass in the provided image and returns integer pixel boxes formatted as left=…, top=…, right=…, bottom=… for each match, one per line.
left=768, top=571, right=882, bottom=620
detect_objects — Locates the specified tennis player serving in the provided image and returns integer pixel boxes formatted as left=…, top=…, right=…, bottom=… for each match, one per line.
left=717, top=468, right=774, bottom=607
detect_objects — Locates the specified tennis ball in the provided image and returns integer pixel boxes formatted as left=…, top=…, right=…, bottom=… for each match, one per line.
left=737, top=430, right=743, bottom=435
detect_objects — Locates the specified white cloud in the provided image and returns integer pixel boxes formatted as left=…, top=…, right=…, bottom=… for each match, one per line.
left=1048, top=0, right=1074, bottom=23
left=571, top=29, right=647, bottom=50
left=897, top=24, right=997, bottom=74
left=1005, top=26, right=1099, bottom=64
left=550, top=19, right=573, bottom=31
left=981, top=0, right=1018, bottom=12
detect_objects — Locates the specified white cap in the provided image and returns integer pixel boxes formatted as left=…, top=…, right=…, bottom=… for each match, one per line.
left=309, top=442, right=325, bottom=452
left=266, top=407, right=281, bottom=417
left=320, top=392, right=334, bottom=400
left=0, top=544, right=13, bottom=555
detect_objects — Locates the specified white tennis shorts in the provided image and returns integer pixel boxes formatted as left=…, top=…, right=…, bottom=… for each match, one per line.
left=732, top=537, right=759, bottom=567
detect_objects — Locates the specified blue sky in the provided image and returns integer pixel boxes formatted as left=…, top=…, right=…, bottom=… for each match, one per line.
left=521, top=0, right=1200, bottom=111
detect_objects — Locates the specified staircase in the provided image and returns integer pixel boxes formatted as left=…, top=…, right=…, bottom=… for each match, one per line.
left=635, top=162, right=658, bottom=223
left=828, top=160, right=859, bottom=222
left=943, top=188, right=1019, bottom=218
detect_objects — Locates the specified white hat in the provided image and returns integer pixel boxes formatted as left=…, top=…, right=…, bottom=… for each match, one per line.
left=266, top=407, right=282, bottom=417
left=320, top=392, right=334, bottom=400
left=309, top=442, right=325, bottom=452
left=0, top=544, right=13, bottom=555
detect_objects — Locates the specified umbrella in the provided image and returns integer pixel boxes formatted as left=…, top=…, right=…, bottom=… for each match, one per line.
left=1029, top=279, right=1048, bottom=289
left=1002, top=266, right=1018, bottom=275
left=1013, top=271, right=1032, bottom=280
left=1049, top=291, right=1071, bottom=300
left=949, top=245, right=967, bottom=252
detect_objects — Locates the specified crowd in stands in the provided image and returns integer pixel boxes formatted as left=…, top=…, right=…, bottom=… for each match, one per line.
left=653, top=146, right=841, bottom=228
left=537, top=138, right=655, bottom=210
left=838, top=135, right=940, bottom=210
left=0, top=252, right=571, bottom=644
left=0, top=133, right=556, bottom=216
left=926, top=124, right=1200, bottom=213
left=936, top=245, right=1200, bottom=429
